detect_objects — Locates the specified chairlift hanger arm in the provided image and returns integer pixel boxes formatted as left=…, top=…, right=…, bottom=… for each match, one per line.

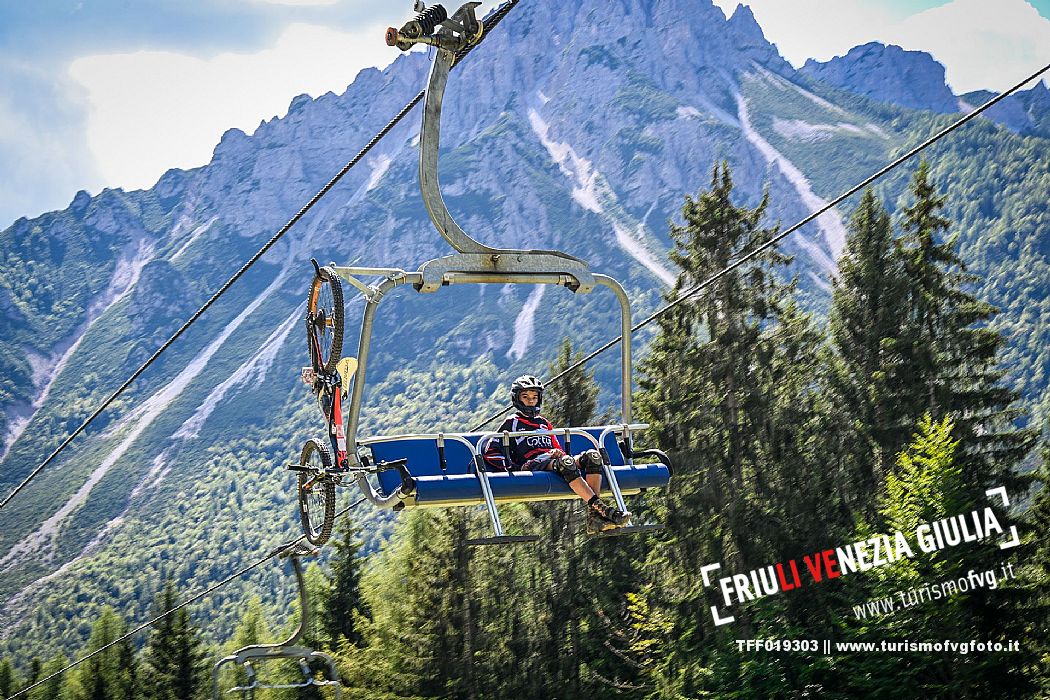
left=384, top=2, right=594, bottom=293
left=389, top=3, right=493, bottom=255
left=418, top=46, right=496, bottom=255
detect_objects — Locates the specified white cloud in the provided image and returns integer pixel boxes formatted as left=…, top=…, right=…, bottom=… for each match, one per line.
left=68, top=21, right=398, bottom=192
left=0, top=61, right=102, bottom=224
left=713, top=0, right=1050, bottom=93
left=891, top=0, right=1050, bottom=93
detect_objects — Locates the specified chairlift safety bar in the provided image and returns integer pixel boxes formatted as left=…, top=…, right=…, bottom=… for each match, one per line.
left=356, top=423, right=650, bottom=446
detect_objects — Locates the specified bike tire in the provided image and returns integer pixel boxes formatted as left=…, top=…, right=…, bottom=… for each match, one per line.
left=306, top=267, right=344, bottom=375
left=298, top=438, right=337, bottom=546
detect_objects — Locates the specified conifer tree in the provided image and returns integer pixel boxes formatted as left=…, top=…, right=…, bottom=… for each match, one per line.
left=891, top=161, right=1038, bottom=698
left=28, top=654, right=71, bottom=700
left=883, top=414, right=964, bottom=533
left=826, top=162, right=1038, bottom=697
left=838, top=416, right=967, bottom=698
left=230, top=598, right=269, bottom=649
left=635, top=162, right=827, bottom=694
left=896, top=159, right=1034, bottom=491
left=139, top=580, right=207, bottom=700
left=74, top=607, right=136, bottom=700
left=638, top=161, right=789, bottom=557
left=829, top=188, right=912, bottom=486
left=348, top=508, right=476, bottom=698
left=0, top=657, right=20, bottom=699
left=27, top=658, right=41, bottom=689
left=322, top=517, right=370, bottom=647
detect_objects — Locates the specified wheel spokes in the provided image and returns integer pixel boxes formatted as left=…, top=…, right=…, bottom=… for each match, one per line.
left=305, top=268, right=343, bottom=375
left=315, top=284, right=336, bottom=363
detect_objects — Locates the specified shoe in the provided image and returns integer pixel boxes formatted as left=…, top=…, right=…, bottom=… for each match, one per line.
left=589, top=498, right=631, bottom=529
left=587, top=509, right=618, bottom=534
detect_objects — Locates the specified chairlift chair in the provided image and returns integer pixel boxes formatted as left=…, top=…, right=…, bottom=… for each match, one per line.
left=293, top=2, right=672, bottom=547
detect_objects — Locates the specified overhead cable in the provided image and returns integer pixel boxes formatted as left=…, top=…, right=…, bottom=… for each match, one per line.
left=0, top=0, right=522, bottom=511
left=472, top=59, right=1050, bottom=431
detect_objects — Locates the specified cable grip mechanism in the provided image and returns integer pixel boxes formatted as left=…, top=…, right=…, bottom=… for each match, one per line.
left=386, top=2, right=484, bottom=52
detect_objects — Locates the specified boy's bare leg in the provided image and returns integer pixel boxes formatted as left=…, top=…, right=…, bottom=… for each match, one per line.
left=585, top=473, right=601, bottom=497
left=567, top=477, right=596, bottom=502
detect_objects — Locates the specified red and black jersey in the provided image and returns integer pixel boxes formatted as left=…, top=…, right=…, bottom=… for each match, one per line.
left=482, top=413, right=563, bottom=471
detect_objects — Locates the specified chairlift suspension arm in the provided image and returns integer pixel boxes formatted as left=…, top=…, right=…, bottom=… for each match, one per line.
left=418, top=46, right=497, bottom=254
left=211, top=544, right=343, bottom=699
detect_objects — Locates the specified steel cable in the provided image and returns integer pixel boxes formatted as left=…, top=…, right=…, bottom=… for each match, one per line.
left=471, top=59, right=1050, bottom=431
left=0, top=0, right=522, bottom=511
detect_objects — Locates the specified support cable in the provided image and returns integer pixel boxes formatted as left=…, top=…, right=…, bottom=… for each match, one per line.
left=4, top=497, right=367, bottom=700
left=0, top=0, right=522, bottom=511
left=472, top=59, right=1050, bottom=431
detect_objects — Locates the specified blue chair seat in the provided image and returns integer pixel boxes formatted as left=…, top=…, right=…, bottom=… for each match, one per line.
left=366, top=429, right=669, bottom=508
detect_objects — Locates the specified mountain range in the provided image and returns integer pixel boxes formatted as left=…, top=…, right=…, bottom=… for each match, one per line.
left=0, top=0, right=1048, bottom=662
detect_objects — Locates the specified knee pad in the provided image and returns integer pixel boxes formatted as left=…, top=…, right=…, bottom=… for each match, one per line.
left=578, top=449, right=604, bottom=475
left=553, top=454, right=582, bottom=482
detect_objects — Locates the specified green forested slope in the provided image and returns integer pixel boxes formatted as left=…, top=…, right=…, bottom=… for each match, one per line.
left=744, top=73, right=1050, bottom=425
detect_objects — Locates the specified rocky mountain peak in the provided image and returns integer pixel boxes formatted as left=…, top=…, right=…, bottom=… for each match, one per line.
left=960, top=79, right=1050, bottom=138
left=800, top=41, right=958, bottom=114
left=727, top=4, right=763, bottom=42
left=70, top=190, right=92, bottom=214
left=726, top=3, right=793, bottom=76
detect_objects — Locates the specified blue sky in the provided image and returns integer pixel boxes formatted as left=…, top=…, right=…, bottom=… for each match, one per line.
left=1, top=0, right=1049, bottom=228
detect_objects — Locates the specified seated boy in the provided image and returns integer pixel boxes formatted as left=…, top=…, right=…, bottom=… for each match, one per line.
left=483, top=375, right=630, bottom=533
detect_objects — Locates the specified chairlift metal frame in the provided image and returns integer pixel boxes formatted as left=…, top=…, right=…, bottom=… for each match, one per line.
left=296, top=2, right=670, bottom=545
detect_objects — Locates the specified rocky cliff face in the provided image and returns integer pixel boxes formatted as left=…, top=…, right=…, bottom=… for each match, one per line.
left=799, top=42, right=960, bottom=114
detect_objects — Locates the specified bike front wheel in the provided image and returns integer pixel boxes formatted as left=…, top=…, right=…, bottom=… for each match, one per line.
left=297, top=438, right=336, bottom=546
left=306, top=266, right=344, bottom=375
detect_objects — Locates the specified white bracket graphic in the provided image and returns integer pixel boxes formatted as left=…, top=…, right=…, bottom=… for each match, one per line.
left=986, top=486, right=1020, bottom=550
left=700, top=563, right=722, bottom=586
left=700, top=563, right=736, bottom=626
left=985, top=486, right=1009, bottom=507
left=710, top=605, right=736, bottom=626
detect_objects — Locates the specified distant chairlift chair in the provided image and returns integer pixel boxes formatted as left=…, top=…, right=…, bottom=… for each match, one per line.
left=211, top=542, right=342, bottom=699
